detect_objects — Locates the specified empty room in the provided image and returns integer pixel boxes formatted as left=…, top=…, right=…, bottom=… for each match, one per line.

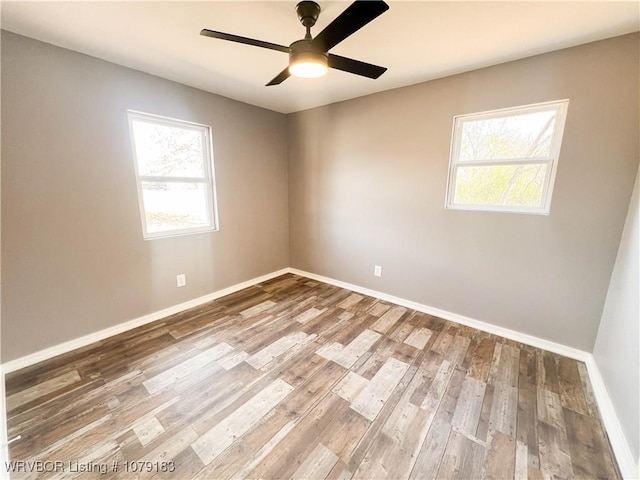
left=1, top=1, right=638, bottom=478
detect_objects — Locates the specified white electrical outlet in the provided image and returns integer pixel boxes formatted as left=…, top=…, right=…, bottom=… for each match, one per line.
left=374, top=265, right=382, bottom=277
left=176, top=274, right=186, bottom=287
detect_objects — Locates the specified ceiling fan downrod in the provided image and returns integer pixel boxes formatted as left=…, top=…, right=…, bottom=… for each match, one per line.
left=296, top=1, right=321, bottom=40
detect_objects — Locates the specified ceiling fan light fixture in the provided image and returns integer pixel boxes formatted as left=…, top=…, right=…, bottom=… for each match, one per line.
left=200, top=0, right=389, bottom=86
left=289, top=50, right=328, bottom=78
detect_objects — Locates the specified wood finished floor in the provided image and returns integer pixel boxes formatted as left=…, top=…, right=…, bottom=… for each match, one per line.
left=6, top=274, right=620, bottom=479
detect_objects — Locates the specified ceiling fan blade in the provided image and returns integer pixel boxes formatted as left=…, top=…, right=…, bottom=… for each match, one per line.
left=328, top=54, right=387, bottom=79
left=266, top=68, right=291, bottom=86
left=312, top=0, right=389, bottom=52
left=200, top=29, right=290, bottom=53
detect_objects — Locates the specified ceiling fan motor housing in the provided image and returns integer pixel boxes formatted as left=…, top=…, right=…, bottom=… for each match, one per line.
left=296, top=1, right=321, bottom=28
left=290, top=39, right=327, bottom=61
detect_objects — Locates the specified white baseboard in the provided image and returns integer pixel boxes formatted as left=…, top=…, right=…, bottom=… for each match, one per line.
left=2, top=268, right=289, bottom=374
left=584, top=356, right=639, bottom=479
left=289, top=268, right=589, bottom=362
left=289, top=268, right=638, bottom=479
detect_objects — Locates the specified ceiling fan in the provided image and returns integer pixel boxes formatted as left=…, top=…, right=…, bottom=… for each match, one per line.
left=200, top=0, right=389, bottom=86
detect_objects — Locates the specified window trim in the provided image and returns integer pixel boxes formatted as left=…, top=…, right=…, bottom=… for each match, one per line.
left=128, top=110, right=219, bottom=239
left=445, top=99, right=569, bottom=215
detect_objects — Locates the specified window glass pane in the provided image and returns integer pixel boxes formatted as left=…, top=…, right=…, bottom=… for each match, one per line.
left=142, top=182, right=210, bottom=233
left=132, top=120, right=205, bottom=177
left=453, top=163, right=548, bottom=208
left=460, top=110, right=556, bottom=161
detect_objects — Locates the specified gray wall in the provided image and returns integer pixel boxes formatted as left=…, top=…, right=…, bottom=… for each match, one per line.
left=288, top=33, right=639, bottom=351
left=1, top=31, right=289, bottom=362
left=2, top=31, right=638, bottom=361
left=594, top=170, right=639, bottom=463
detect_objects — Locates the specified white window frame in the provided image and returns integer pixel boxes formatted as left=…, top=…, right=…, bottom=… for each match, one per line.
left=128, top=111, right=219, bottom=239
left=445, top=99, right=569, bottom=215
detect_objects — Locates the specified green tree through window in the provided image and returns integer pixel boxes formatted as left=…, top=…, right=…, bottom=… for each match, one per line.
left=129, top=112, right=218, bottom=239
left=446, top=100, right=569, bottom=214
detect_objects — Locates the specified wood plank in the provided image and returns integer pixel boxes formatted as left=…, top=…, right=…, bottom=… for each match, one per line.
left=483, top=430, right=516, bottom=480
left=155, top=444, right=204, bottom=479
left=451, top=376, right=486, bottom=435
left=291, top=443, right=339, bottom=480
left=356, top=337, right=400, bottom=380
left=132, top=415, right=165, bottom=447
left=430, top=331, right=453, bottom=356
left=366, top=350, right=450, bottom=480
left=280, top=360, right=347, bottom=420
left=563, top=407, right=619, bottom=479
left=537, top=351, right=560, bottom=394
left=326, top=461, right=352, bottom=480
left=518, top=347, right=537, bottom=389
left=557, top=355, right=589, bottom=415
left=420, top=360, right=455, bottom=411
left=352, top=431, right=394, bottom=479
left=515, top=440, right=528, bottom=480
left=488, top=382, right=518, bottom=437
left=404, top=327, right=433, bottom=350
left=321, top=407, right=371, bottom=462
left=332, top=371, right=369, bottom=403
left=345, top=362, right=418, bottom=475
left=142, top=343, right=234, bottom=394
left=388, top=315, right=418, bottom=344
left=13, top=411, right=113, bottom=464
left=377, top=402, right=438, bottom=479
left=59, top=440, right=120, bottom=479
left=295, top=307, right=327, bottom=324
left=316, top=341, right=345, bottom=361
left=488, top=343, right=520, bottom=387
left=436, top=430, right=485, bottom=479
left=409, top=417, right=451, bottom=480
left=476, top=383, right=494, bottom=442
left=245, top=393, right=348, bottom=479
left=7, top=370, right=82, bottom=411
left=217, top=350, right=250, bottom=370
left=444, top=335, right=472, bottom=366
left=367, top=302, right=391, bottom=317
left=371, top=306, right=406, bottom=334
left=227, top=421, right=295, bottom=480
left=338, top=293, right=364, bottom=310
left=537, top=388, right=565, bottom=430
left=576, top=361, right=599, bottom=417
left=191, top=378, right=294, bottom=465
left=239, top=299, right=276, bottom=317
left=332, top=329, right=382, bottom=369
left=136, top=425, right=199, bottom=479
left=467, top=337, right=496, bottom=382
left=245, top=331, right=310, bottom=369
left=351, top=357, right=410, bottom=421
left=409, top=361, right=465, bottom=479
left=192, top=409, right=290, bottom=479
left=407, top=350, right=443, bottom=407
left=278, top=352, right=329, bottom=388
left=538, top=420, right=573, bottom=479
left=174, top=375, right=261, bottom=435
left=516, top=382, right=540, bottom=471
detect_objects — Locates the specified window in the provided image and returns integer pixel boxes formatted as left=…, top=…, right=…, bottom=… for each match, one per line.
left=128, top=111, right=218, bottom=239
left=445, top=100, right=569, bottom=214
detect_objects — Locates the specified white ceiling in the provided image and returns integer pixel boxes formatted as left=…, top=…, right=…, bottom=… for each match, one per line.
left=2, top=1, right=639, bottom=113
